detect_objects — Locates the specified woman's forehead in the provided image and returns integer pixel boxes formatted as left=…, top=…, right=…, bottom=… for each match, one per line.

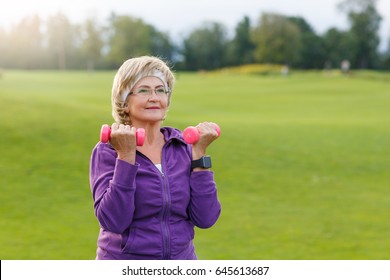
left=133, top=76, right=164, bottom=88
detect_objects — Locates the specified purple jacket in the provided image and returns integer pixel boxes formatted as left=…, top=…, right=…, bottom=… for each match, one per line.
left=89, top=126, right=221, bottom=260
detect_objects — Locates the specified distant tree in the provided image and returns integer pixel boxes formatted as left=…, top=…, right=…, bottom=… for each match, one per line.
left=381, top=36, right=390, bottom=69
left=252, top=13, right=302, bottom=66
left=0, top=27, right=7, bottom=68
left=149, top=27, right=175, bottom=62
left=323, top=27, right=354, bottom=69
left=182, top=22, right=228, bottom=70
left=105, top=15, right=174, bottom=67
left=46, top=13, right=76, bottom=70
left=5, top=15, right=44, bottom=69
left=288, top=16, right=326, bottom=69
left=106, top=15, right=152, bottom=67
left=338, top=0, right=382, bottom=68
left=226, top=16, right=255, bottom=65
left=81, top=18, right=104, bottom=71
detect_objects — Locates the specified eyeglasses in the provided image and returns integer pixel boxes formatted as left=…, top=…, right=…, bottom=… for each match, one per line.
left=129, top=87, right=169, bottom=97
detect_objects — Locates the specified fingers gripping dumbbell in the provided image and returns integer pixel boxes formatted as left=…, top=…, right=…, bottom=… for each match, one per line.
left=100, top=124, right=146, bottom=146
left=183, top=123, right=221, bottom=144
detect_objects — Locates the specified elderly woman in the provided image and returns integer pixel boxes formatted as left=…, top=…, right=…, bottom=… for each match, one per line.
left=89, top=56, right=221, bottom=260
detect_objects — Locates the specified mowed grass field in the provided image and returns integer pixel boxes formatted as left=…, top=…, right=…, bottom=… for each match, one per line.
left=0, top=69, right=389, bottom=259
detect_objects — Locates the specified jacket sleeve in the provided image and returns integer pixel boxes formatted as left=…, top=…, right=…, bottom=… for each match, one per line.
left=188, top=171, right=221, bottom=228
left=89, top=143, right=138, bottom=234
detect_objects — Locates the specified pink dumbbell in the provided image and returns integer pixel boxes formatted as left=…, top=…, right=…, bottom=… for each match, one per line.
left=183, top=123, right=221, bottom=144
left=100, top=124, right=146, bottom=146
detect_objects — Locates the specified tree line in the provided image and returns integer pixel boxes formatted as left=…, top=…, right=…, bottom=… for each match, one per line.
left=0, top=0, right=389, bottom=71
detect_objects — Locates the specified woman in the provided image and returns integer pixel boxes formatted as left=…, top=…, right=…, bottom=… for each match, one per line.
left=89, top=56, right=221, bottom=260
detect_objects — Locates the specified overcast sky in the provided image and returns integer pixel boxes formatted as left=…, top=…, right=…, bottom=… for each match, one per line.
left=1, top=0, right=389, bottom=50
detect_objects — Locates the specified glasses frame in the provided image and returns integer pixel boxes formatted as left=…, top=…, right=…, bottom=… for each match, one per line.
left=129, top=86, right=169, bottom=98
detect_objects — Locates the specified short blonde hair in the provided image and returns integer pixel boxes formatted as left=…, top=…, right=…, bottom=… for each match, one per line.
left=111, top=56, right=175, bottom=124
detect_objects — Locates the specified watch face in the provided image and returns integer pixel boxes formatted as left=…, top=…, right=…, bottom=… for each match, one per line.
left=202, top=156, right=212, bottom=168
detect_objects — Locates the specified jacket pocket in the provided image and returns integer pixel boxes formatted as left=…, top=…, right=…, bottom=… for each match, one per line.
left=120, top=223, right=163, bottom=257
left=121, top=227, right=136, bottom=253
left=170, top=220, right=194, bottom=255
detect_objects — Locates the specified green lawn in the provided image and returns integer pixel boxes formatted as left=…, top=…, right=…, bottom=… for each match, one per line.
left=0, top=70, right=389, bottom=259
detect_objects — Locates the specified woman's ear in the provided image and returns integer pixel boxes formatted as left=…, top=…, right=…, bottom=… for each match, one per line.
left=124, top=105, right=130, bottom=114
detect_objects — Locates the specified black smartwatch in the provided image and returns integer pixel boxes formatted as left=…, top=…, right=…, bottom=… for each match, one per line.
left=191, top=156, right=212, bottom=170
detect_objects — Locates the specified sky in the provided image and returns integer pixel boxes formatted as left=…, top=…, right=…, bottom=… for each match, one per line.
left=0, top=0, right=389, bottom=51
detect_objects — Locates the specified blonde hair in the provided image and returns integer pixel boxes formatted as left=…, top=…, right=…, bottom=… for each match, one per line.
left=111, top=56, right=175, bottom=124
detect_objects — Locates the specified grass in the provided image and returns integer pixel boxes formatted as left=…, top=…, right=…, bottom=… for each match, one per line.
left=0, top=69, right=389, bottom=259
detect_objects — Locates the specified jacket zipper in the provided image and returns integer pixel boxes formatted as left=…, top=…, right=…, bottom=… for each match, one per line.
left=160, top=171, right=170, bottom=259
left=160, top=144, right=171, bottom=259
left=137, top=145, right=171, bottom=259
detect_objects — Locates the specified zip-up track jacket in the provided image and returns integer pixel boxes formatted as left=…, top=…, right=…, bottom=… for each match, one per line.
left=89, top=126, right=221, bottom=259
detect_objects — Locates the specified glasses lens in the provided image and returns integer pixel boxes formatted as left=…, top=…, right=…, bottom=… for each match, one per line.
left=136, top=88, right=151, bottom=96
left=156, top=88, right=167, bottom=95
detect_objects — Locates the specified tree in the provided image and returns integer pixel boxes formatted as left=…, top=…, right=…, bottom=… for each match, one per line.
left=288, top=17, right=326, bottom=69
left=252, top=13, right=302, bottom=66
left=182, top=22, right=228, bottom=70
left=227, top=16, right=255, bottom=65
left=381, top=36, right=390, bottom=69
left=4, top=15, right=44, bottom=69
left=323, top=27, right=354, bottom=69
left=338, top=0, right=382, bottom=68
left=46, top=13, right=76, bottom=70
left=106, top=15, right=174, bottom=68
left=107, top=15, right=152, bottom=67
left=0, top=27, right=7, bottom=68
left=149, top=27, right=175, bottom=62
left=81, top=18, right=104, bottom=71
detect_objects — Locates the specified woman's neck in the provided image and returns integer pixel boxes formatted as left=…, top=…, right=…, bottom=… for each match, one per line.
left=133, top=122, right=165, bottom=164
left=132, top=121, right=164, bottom=146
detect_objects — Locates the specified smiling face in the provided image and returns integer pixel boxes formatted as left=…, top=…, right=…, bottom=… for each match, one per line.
left=124, top=76, right=169, bottom=126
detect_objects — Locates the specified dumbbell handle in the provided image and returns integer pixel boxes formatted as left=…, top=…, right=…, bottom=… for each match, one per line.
left=183, top=123, right=221, bottom=144
left=100, top=124, right=146, bottom=146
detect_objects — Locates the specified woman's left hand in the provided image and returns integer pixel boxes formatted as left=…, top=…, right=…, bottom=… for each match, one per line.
left=191, top=122, right=219, bottom=160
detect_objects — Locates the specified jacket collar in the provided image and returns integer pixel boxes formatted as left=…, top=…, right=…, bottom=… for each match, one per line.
left=161, top=126, right=186, bottom=144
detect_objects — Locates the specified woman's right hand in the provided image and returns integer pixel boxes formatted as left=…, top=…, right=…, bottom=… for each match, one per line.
left=109, top=123, right=137, bottom=164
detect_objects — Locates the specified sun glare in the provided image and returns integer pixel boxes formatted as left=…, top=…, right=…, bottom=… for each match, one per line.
left=0, top=0, right=86, bottom=27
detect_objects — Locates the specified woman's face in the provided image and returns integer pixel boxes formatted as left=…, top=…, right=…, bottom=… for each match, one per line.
left=125, top=76, right=169, bottom=125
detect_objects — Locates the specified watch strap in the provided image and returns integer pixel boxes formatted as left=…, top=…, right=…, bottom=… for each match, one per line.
left=191, top=156, right=212, bottom=170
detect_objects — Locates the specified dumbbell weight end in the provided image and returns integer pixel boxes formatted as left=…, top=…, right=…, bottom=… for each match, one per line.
left=100, top=124, right=145, bottom=146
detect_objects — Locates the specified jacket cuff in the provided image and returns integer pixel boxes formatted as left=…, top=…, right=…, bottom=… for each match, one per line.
left=112, top=158, right=139, bottom=188
left=190, top=171, right=216, bottom=193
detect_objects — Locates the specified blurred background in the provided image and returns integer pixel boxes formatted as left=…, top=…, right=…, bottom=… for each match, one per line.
left=1, top=0, right=390, bottom=260
left=0, top=0, right=389, bottom=70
